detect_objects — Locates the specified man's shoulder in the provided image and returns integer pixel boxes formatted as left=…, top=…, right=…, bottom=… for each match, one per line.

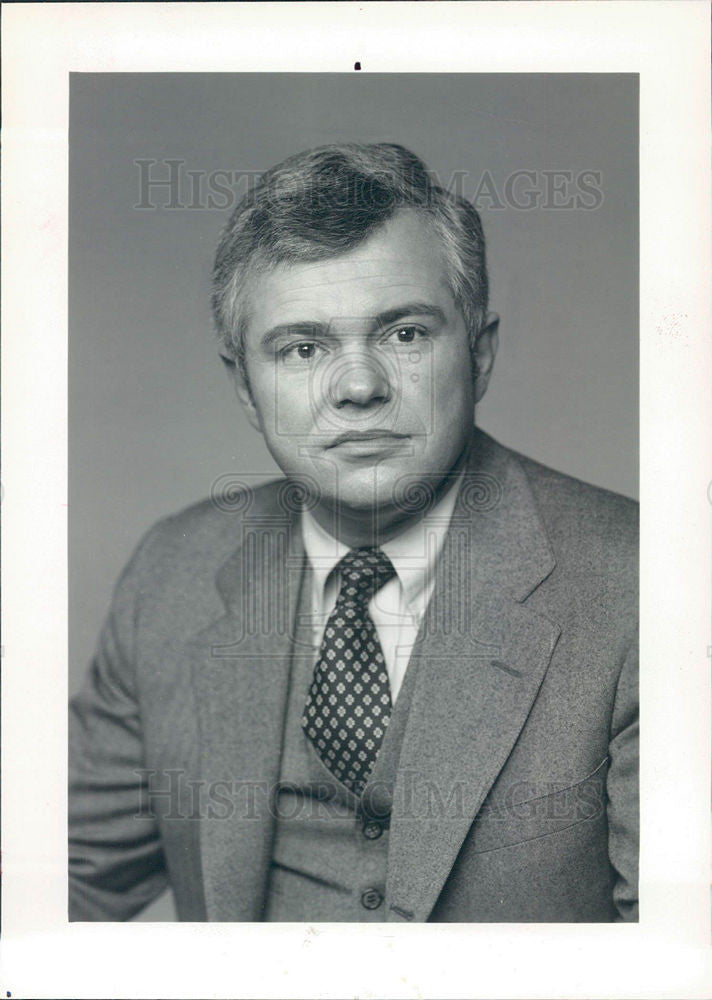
left=500, top=438, right=638, bottom=573
left=517, top=448, right=637, bottom=529
left=130, top=476, right=290, bottom=575
left=476, top=430, right=637, bottom=571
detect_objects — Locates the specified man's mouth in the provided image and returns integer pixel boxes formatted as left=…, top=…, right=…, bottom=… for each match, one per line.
left=326, top=430, right=410, bottom=449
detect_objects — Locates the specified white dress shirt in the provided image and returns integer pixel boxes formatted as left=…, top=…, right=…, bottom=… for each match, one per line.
left=300, top=475, right=462, bottom=703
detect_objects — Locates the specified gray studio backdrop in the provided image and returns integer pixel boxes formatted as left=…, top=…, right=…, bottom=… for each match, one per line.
left=69, top=73, right=638, bottom=919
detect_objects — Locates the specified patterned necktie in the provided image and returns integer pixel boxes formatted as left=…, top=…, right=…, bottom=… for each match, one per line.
left=302, top=547, right=397, bottom=795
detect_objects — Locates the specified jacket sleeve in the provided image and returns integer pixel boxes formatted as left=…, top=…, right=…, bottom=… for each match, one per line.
left=606, top=635, right=639, bottom=921
left=69, top=536, right=169, bottom=921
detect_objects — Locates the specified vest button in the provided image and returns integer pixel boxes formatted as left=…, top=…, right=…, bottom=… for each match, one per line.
left=360, top=888, right=383, bottom=910
left=362, top=820, right=384, bottom=840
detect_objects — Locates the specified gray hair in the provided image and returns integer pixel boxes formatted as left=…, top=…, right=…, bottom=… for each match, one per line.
left=211, top=142, right=488, bottom=376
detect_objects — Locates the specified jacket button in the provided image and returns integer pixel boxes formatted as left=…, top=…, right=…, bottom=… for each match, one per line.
left=362, top=820, right=383, bottom=840
left=360, top=888, right=383, bottom=910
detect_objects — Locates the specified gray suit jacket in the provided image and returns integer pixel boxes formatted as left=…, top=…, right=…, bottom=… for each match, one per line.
left=69, top=429, right=638, bottom=922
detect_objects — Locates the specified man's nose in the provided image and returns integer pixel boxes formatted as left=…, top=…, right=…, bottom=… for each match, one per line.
left=327, top=353, right=391, bottom=409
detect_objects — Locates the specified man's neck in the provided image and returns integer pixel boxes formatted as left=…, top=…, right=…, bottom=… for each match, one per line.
left=307, top=502, right=424, bottom=549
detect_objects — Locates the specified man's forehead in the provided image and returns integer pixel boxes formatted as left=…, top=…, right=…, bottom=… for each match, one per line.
left=246, top=265, right=453, bottom=335
left=259, top=260, right=445, bottom=302
left=246, top=215, right=454, bottom=330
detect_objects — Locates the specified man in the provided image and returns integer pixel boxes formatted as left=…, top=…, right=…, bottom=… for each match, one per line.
left=69, top=142, right=638, bottom=922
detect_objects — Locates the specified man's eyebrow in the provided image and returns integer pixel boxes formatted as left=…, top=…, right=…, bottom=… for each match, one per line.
left=259, top=321, right=326, bottom=348
left=374, top=303, right=448, bottom=329
left=259, top=303, right=448, bottom=348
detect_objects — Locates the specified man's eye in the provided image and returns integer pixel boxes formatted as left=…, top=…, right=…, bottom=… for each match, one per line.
left=282, top=341, right=321, bottom=362
left=388, top=325, right=423, bottom=344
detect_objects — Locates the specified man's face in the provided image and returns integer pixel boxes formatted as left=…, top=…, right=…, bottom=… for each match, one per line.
left=232, top=209, right=497, bottom=524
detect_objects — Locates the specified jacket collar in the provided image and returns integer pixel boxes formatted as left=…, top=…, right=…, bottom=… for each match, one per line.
left=450, top=428, right=555, bottom=601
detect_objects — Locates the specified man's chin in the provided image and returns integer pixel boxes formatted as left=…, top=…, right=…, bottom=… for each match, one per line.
left=317, top=487, right=399, bottom=515
left=317, top=463, right=411, bottom=511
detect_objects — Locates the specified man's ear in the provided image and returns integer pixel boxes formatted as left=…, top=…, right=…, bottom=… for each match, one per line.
left=218, top=346, right=262, bottom=434
left=472, top=312, right=500, bottom=404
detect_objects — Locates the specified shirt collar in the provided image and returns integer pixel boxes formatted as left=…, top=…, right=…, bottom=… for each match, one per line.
left=300, top=472, right=463, bottom=615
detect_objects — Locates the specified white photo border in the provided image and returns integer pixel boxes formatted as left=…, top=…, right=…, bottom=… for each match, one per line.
left=2, top=2, right=710, bottom=998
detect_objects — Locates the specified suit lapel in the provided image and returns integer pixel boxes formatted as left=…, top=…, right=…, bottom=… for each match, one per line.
left=386, top=432, right=561, bottom=921
left=190, top=507, right=305, bottom=921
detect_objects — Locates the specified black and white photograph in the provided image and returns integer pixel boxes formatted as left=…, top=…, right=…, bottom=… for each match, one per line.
left=3, top=4, right=710, bottom=999
left=68, top=72, right=639, bottom=924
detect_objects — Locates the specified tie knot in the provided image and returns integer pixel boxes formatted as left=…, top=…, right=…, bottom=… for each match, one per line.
left=337, top=547, right=396, bottom=603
